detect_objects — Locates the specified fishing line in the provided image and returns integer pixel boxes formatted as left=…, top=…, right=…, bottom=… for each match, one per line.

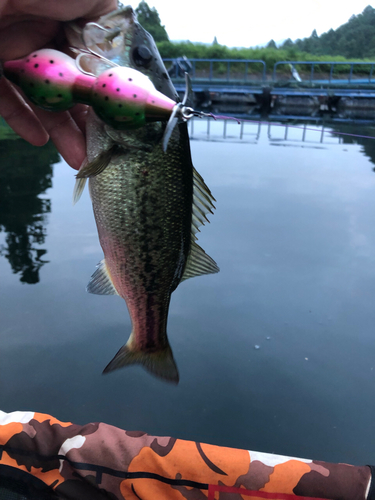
left=199, top=113, right=375, bottom=141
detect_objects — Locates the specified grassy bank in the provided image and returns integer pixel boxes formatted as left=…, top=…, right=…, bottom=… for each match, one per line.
left=158, top=42, right=375, bottom=76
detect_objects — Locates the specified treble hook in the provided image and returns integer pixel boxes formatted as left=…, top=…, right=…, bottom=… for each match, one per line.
left=162, top=73, right=214, bottom=151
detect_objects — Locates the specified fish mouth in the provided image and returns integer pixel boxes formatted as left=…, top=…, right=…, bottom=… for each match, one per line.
left=74, top=5, right=177, bottom=105
left=81, top=7, right=156, bottom=78
left=82, top=7, right=136, bottom=66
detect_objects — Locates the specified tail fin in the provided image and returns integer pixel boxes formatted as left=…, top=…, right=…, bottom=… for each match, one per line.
left=103, top=334, right=179, bottom=384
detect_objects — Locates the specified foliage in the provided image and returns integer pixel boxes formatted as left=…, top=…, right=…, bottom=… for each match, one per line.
left=135, top=1, right=168, bottom=42
left=137, top=2, right=375, bottom=62
left=136, top=2, right=375, bottom=71
left=136, top=2, right=374, bottom=77
left=157, top=41, right=373, bottom=76
left=266, top=40, right=277, bottom=49
left=285, top=5, right=375, bottom=59
left=0, top=136, right=57, bottom=284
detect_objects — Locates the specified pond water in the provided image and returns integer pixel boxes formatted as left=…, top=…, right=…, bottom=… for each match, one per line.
left=1, top=118, right=375, bottom=466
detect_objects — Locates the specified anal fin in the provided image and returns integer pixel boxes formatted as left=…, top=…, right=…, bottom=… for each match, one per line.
left=87, top=259, right=118, bottom=295
left=181, top=240, right=219, bottom=282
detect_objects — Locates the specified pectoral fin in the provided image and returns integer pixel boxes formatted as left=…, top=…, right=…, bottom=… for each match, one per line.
left=76, top=145, right=118, bottom=179
left=73, top=178, right=87, bottom=205
left=72, top=157, right=90, bottom=205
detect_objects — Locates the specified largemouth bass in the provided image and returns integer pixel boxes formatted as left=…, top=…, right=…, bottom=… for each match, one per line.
left=72, top=7, right=219, bottom=383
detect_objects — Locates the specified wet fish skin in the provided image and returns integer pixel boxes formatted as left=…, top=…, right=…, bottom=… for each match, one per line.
left=73, top=7, right=218, bottom=383
left=88, top=120, right=193, bottom=382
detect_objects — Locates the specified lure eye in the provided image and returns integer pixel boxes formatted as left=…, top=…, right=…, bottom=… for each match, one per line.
left=133, top=45, right=152, bottom=68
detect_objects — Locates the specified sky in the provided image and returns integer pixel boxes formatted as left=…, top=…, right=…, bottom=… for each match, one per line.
left=128, top=0, right=375, bottom=48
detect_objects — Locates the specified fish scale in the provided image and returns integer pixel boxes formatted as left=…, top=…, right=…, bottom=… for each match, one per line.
left=89, top=124, right=192, bottom=368
left=71, top=7, right=219, bottom=383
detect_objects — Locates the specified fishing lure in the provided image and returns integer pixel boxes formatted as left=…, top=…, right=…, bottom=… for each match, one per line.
left=2, top=48, right=205, bottom=150
left=4, top=49, right=373, bottom=148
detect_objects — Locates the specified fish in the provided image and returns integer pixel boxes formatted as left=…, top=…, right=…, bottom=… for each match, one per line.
left=70, top=7, right=219, bottom=383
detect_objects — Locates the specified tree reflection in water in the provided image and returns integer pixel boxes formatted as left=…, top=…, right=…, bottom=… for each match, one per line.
left=0, top=136, right=59, bottom=284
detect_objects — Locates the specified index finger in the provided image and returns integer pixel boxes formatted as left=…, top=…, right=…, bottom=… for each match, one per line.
left=0, top=76, right=49, bottom=146
left=32, top=103, right=87, bottom=170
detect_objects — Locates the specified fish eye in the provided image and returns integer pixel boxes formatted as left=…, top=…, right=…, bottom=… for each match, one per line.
left=133, top=45, right=152, bottom=68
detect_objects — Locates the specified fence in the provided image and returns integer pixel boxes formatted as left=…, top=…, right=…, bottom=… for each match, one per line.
left=164, top=58, right=267, bottom=82
left=164, top=58, right=375, bottom=85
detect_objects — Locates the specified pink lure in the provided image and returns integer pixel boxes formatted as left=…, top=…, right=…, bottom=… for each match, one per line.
left=3, top=48, right=176, bottom=130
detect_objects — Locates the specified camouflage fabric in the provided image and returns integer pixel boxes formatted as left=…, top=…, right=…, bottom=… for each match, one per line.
left=0, top=411, right=372, bottom=499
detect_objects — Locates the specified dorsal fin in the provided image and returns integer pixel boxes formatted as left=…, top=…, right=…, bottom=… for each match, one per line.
left=181, top=167, right=219, bottom=282
left=191, top=167, right=216, bottom=235
left=87, top=260, right=119, bottom=295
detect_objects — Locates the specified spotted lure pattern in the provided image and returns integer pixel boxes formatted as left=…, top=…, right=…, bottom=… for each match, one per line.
left=0, top=410, right=372, bottom=500
left=3, top=49, right=176, bottom=129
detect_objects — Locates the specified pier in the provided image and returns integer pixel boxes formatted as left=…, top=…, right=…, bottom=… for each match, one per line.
left=164, top=58, right=375, bottom=120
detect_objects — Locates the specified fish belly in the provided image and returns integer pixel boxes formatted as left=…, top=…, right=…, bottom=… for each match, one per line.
left=89, top=149, right=192, bottom=352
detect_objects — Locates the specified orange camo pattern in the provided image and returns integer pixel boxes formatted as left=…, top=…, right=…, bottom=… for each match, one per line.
left=33, top=412, right=72, bottom=427
left=127, top=440, right=250, bottom=487
left=0, top=411, right=371, bottom=500
left=0, top=422, right=23, bottom=444
left=261, top=461, right=312, bottom=494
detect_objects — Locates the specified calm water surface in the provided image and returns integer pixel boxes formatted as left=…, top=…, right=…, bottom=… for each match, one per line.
left=1, top=119, right=375, bottom=466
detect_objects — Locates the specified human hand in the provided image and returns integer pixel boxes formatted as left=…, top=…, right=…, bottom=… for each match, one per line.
left=0, top=0, right=117, bottom=169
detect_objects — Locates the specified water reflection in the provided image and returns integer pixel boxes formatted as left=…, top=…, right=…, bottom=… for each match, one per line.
left=2, top=118, right=375, bottom=288
left=329, top=123, right=375, bottom=167
left=0, top=136, right=58, bottom=283
left=2, top=116, right=375, bottom=464
left=189, top=117, right=375, bottom=166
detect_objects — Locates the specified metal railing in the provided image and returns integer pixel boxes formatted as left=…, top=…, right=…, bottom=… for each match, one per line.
left=189, top=117, right=261, bottom=141
left=164, top=58, right=375, bottom=86
left=164, top=58, right=267, bottom=83
left=272, top=61, right=375, bottom=84
left=187, top=117, right=345, bottom=145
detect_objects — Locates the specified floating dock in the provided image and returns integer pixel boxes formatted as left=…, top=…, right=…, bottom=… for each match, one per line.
left=164, top=58, right=375, bottom=120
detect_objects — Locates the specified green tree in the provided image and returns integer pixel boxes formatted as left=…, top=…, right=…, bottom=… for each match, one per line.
left=266, top=39, right=277, bottom=49
left=0, top=137, right=57, bottom=283
left=135, top=1, right=169, bottom=42
left=281, top=38, right=294, bottom=48
left=293, top=5, right=375, bottom=58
